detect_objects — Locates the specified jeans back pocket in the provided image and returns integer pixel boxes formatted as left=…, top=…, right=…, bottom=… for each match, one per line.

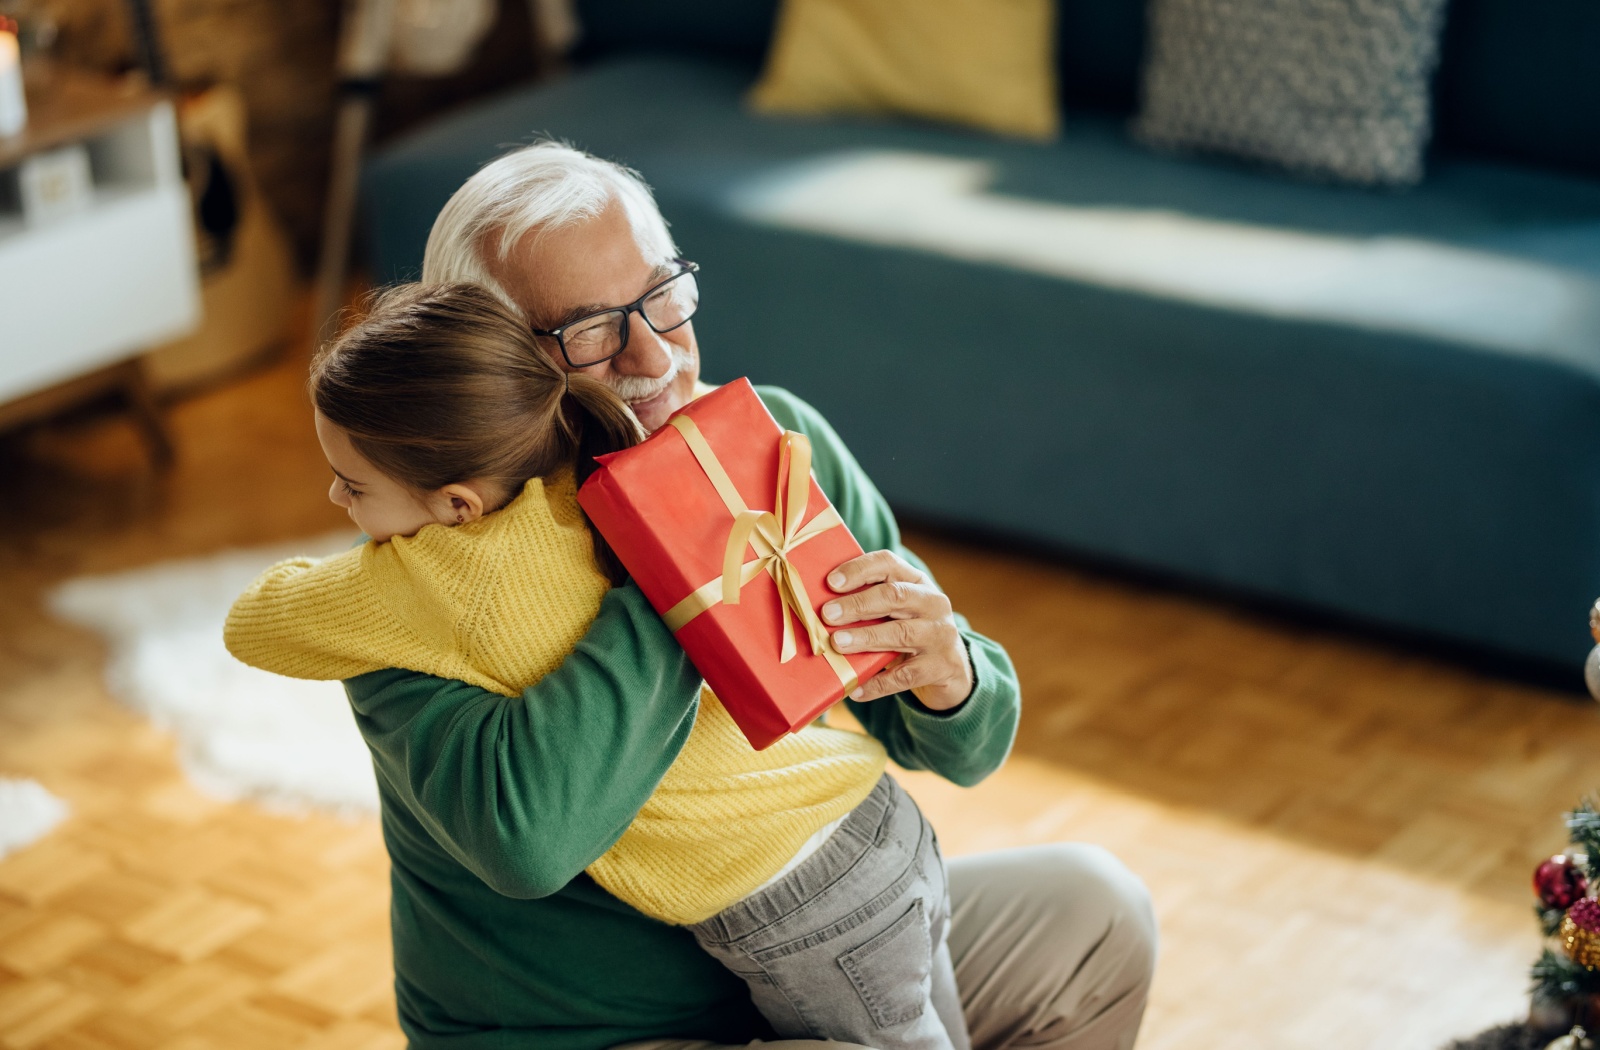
left=837, top=899, right=932, bottom=1028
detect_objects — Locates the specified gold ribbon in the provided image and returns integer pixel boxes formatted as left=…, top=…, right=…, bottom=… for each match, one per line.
left=662, top=416, right=859, bottom=693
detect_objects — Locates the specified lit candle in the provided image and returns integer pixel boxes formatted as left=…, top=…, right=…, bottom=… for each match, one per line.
left=0, top=22, right=26, bottom=137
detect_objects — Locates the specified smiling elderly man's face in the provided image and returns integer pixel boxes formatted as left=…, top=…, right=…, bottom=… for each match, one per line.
left=490, top=198, right=701, bottom=435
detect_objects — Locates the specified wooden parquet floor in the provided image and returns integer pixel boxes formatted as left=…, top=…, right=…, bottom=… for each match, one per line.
left=2, top=326, right=1599, bottom=1050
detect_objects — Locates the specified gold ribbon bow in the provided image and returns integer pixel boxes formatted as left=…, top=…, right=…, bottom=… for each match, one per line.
left=662, top=416, right=859, bottom=693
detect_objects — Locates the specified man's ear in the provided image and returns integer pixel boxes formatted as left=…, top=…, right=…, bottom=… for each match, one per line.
left=433, top=482, right=490, bottom=525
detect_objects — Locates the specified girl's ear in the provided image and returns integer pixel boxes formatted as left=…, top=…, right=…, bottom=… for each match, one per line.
left=432, top=483, right=490, bottom=525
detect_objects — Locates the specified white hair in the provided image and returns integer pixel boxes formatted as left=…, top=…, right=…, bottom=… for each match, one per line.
left=421, top=140, right=678, bottom=319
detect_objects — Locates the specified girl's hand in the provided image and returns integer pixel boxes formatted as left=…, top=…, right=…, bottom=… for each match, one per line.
left=821, top=551, right=974, bottom=711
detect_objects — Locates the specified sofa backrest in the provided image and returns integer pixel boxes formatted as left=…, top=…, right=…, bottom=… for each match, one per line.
left=1431, top=0, right=1600, bottom=178
left=571, top=0, right=1600, bottom=179
left=571, top=0, right=778, bottom=65
left=1053, top=0, right=1146, bottom=115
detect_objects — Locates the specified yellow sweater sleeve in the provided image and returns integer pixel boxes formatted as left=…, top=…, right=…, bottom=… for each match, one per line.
left=224, top=549, right=396, bottom=681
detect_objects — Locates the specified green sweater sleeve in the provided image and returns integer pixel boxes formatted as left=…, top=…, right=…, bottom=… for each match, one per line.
left=757, top=386, right=1020, bottom=788
left=342, top=582, right=702, bottom=899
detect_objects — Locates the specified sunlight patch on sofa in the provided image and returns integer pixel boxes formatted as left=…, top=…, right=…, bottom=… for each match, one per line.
left=728, top=151, right=1600, bottom=369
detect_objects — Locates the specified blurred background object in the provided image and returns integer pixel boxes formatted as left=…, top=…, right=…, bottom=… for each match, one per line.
left=142, top=84, right=297, bottom=392
left=0, top=15, right=26, bottom=135
left=0, top=0, right=560, bottom=439
left=389, top=0, right=497, bottom=77
left=311, top=0, right=571, bottom=338
left=310, top=0, right=396, bottom=344
left=31, top=0, right=342, bottom=269
left=0, top=68, right=197, bottom=466
left=16, top=140, right=91, bottom=222
left=1135, top=0, right=1450, bottom=185
left=748, top=0, right=1060, bottom=140
left=25, top=0, right=556, bottom=270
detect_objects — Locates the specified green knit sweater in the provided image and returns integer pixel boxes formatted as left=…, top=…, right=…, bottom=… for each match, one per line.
left=343, top=387, right=1021, bottom=1049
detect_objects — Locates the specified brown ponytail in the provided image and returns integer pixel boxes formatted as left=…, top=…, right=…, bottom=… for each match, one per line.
left=566, top=371, right=646, bottom=487
left=310, top=282, right=644, bottom=583
left=564, top=371, right=647, bottom=582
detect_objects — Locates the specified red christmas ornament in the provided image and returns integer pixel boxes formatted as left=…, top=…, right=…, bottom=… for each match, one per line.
left=1535, top=854, right=1590, bottom=910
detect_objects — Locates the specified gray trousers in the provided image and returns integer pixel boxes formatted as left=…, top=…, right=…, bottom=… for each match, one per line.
left=687, top=775, right=968, bottom=1050
left=620, top=830, right=1157, bottom=1050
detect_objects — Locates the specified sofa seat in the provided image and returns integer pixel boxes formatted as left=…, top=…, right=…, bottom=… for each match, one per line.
left=364, top=56, right=1600, bottom=667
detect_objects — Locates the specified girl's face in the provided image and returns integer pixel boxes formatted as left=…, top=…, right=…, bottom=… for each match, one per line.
left=314, top=412, right=490, bottom=542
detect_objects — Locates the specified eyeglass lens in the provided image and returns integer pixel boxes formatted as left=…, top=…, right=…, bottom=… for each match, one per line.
left=562, top=270, right=700, bottom=365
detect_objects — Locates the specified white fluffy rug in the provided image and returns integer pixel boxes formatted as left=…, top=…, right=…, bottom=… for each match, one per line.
left=0, top=778, right=70, bottom=859
left=48, top=535, right=380, bottom=816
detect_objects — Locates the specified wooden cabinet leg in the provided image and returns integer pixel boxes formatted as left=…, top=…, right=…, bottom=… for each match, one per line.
left=120, top=360, right=175, bottom=469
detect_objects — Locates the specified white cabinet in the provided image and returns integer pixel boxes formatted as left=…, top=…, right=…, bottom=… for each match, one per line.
left=0, top=75, right=199, bottom=441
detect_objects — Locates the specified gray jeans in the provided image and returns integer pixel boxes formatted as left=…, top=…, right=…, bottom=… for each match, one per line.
left=620, top=838, right=1157, bottom=1050
left=687, top=775, right=970, bottom=1050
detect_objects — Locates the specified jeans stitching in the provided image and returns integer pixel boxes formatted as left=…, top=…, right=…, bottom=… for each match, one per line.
left=838, top=898, right=931, bottom=1027
left=748, top=853, right=921, bottom=962
left=750, top=950, right=820, bottom=1036
left=700, top=780, right=902, bottom=950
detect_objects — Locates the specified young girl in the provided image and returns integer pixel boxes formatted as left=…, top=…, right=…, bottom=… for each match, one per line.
left=225, top=283, right=969, bottom=1050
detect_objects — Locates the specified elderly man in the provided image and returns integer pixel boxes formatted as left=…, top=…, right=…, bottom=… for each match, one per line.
left=345, top=141, right=1155, bottom=1050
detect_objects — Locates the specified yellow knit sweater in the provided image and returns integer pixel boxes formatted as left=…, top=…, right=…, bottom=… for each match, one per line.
left=224, top=471, right=886, bottom=924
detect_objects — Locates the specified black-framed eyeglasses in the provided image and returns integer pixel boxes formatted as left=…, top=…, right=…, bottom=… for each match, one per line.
left=531, top=260, right=701, bottom=368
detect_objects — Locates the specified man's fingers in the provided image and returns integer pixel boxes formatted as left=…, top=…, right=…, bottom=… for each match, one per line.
left=831, top=616, right=941, bottom=655
left=849, top=655, right=937, bottom=703
left=822, top=578, right=950, bottom=626
left=826, top=550, right=924, bottom=595
left=820, top=548, right=967, bottom=708
left=822, top=579, right=918, bottom=625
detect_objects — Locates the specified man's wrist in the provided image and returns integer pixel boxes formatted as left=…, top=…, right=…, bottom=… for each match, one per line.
left=906, top=637, right=978, bottom=717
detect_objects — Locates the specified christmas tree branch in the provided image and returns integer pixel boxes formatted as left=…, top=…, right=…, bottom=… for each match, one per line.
left=1537, top=903, right=1569, bottom=938
left=1531, top=947, right=1600, bottom=1002
left=1567, top=799, right=1600, bottom=883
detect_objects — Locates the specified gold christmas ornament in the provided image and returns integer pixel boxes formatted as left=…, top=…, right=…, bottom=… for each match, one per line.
left=1544, top=1026, right=1592, bottom=1050
left=1560, top=898, right=1600, bottom=970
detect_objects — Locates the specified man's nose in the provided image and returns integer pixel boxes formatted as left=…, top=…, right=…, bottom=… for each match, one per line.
left=614, top=314, right=674, bottom=379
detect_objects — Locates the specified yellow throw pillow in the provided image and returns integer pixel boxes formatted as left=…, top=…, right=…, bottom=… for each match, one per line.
left=749, top=0, right=1059, bottom=141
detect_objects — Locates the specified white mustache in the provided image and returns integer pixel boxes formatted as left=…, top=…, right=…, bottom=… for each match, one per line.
left=606, top=344, right=691, bottom=403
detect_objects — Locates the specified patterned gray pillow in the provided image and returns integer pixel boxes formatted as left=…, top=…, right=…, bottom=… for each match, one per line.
left=1133, top=0, right=1451, bottom=186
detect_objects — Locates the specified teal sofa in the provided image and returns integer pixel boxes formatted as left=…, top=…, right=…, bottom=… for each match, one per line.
left=362, top=0, right=1600, bottom=671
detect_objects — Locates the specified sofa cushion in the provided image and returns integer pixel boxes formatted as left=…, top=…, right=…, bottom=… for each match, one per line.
left=748, top=0, right=1059, bottom=141
left=570, top=0, right=1148, bottom=119
left=363, top=56, right=1600, bottom=664
left=1133, top=0, right=1450, bottom=186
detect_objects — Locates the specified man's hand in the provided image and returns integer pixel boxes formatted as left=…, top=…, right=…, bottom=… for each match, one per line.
left=821, top=550, right=974, bottom=711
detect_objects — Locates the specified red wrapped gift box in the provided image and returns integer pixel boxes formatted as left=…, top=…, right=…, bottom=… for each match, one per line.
left=578, top=378, right=896, bottom=750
